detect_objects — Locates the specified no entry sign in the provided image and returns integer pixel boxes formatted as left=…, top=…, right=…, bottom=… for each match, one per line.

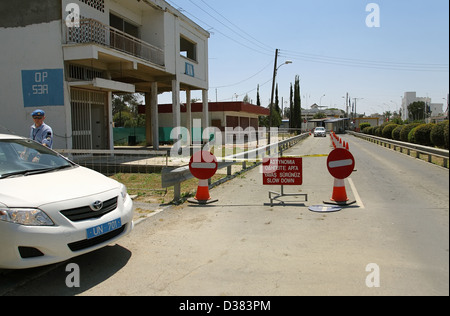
left=327, top=148, right=355, bottom=179
left=189, top=151, right=218, bottom=180
left=263, top=157, right=303, bottom=185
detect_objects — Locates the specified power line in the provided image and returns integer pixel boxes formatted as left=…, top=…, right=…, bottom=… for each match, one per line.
left=218, top=77, right=273, bottom=102
left=280, top=49, right=449, bottom=72
left=210, top=60, right=273, bottom=89
left=166, top=0, right=273, bottom=56
left=198, top=0, right=274, bottom=52
left=167, top=1, right=448, bottom=72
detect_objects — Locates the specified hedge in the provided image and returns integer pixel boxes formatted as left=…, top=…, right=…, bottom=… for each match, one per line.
left=359, top=120, right=449, bottom=149
left=430, top=121, right=448, bottom=149
left=392, top=125, right=403, bottom=141
left=359, top=123, right=371, bottom=131
left=444, top=121, right=449, bottom=150
left=400, top=123, right=421, bottom=143
left=410, top=123, right=435, bottom=146
left=381, top=124, right=398, bottom=139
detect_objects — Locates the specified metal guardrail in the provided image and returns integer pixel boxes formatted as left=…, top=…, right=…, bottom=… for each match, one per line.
left=348, top=131, right=449, bottom=168
left=161, top=133, right=310, bottom=200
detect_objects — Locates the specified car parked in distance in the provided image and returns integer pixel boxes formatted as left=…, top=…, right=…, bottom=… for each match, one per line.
left=0, top=133, right=133, bottom=269
left=314, top=127, right=327, bottom=137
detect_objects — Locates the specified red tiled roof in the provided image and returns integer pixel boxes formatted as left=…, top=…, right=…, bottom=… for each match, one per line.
left=139, top=101, right=269, bottom=116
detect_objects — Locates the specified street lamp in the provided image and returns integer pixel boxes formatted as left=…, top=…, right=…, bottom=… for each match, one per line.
left=268, top=49, right=292, bottom=139
left=319, top=94, right=326, bottom=107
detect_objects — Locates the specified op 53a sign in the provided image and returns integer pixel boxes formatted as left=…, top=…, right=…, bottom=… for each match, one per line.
left=22, top=69, right=64, bottom=107
left=263, top=157, right=303, bottom=185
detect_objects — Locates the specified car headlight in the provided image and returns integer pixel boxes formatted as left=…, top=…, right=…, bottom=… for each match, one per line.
left=120, top=184, right=129, bottom=201
left=0, top=208, right=54, bottom=226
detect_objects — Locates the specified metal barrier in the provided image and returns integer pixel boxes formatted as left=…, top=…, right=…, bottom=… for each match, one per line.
left=56, top=148, right=172, bottom=174
left=161, top=133, right=310, bottom=200
left=348, top=131, right=449, bottom=168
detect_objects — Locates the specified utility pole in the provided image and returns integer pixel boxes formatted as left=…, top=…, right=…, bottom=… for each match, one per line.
left=446, top=93, right=449, bottom=120
left=269, top=49, right=279, bottom=129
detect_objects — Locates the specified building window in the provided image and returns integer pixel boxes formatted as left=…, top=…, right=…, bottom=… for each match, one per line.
left=110, top=13, right=139, bottom=38
left=180, top=36, right=197, bottom=61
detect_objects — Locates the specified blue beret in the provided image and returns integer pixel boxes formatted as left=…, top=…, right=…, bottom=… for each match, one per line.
left=31, top=109, right=45, bottom=116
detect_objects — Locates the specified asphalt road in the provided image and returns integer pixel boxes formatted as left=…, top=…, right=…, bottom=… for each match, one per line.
left=1, top=134, right=448, bottom=296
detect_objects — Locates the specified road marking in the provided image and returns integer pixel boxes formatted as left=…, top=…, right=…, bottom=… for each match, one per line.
left=348, top=178, right=365, bottom=209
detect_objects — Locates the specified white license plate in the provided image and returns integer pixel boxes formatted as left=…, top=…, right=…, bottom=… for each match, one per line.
left=86, top=218, right=122, bottom=240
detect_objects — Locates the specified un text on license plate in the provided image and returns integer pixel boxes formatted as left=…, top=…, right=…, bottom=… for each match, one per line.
left=86, top=218, right=122, bottom=239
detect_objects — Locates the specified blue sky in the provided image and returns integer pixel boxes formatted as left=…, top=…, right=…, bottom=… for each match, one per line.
left=162, top=0, right=449, bottom=116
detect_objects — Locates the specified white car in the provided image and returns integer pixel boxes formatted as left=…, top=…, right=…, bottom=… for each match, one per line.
left=313, top=127, right=327, bottom=137
left=0, top=134, right=133, bottom=269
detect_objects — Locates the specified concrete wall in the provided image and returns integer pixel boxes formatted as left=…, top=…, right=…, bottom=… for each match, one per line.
left=0, top=0, right=61, bottom=28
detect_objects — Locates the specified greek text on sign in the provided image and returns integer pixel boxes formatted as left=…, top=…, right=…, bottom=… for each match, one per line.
left=263, top=158, right=303, bottom=185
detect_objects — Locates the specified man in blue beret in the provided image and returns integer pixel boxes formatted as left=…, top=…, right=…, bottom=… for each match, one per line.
left=30, top=109, right=53, bottom=148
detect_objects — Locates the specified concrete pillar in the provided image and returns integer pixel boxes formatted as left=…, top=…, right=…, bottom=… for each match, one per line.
left=145, top=82, right=159, bottom=149
left=172, top=79, right=180, bottom=128
left=145, top=93, right=152, bottom=147
left=202, top=89, right=209, bottom=130
left=151, top=82, right=159, bottom=149
left=186, top=89, right=192, bottom=145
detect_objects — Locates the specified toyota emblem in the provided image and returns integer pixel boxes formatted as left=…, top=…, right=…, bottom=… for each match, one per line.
left=90, top=200, right=103, bottom=211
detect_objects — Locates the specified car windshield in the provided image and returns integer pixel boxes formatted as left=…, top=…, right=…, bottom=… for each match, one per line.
left=315, top=128, right=325, bottom=131
left=0, top=139, right=74, bottom=179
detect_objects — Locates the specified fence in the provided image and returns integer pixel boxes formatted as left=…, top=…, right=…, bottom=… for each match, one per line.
left=56, top=148, right=172, bottom=175
left=161, top=133, right=310, bottom=200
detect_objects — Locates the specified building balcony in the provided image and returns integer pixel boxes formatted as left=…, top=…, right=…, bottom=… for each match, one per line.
left=64, top=18, right=164, bottom=67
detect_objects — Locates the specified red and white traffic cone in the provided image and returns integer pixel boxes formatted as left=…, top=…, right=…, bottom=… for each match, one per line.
left=195, top=179, right=211, bottom=203
left=189, top=178, right=219, bottom=205
left=330, top=178, right=348, bottom=202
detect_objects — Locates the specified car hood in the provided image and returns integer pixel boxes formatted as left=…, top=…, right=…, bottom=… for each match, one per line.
left=0, top=166, right=121, bottom=208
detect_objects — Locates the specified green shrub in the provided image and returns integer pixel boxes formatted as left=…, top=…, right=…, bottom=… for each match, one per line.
left=374, top=126, right=383, bottom=137
left=367, top=126, right=377, bottom=135
left=411, top=123, right=435, bottom=146
left=444, top=121, right=449, bottom=149
left=382, top=124, right=398, bottom=139
left=359, top=123, right=371, bottom=131
left=408, top=125, right=422, bottom=144
left=430, top=121, right=448, bottom=148
left=392, top=125, right=403, bottom=141
left=400, top=123, right=421, bottom=142
left=362, top=126, right=371, bottom=134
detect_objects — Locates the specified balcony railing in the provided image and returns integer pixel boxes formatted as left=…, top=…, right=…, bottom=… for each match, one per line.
left=65, top=18, right=164, bottom=67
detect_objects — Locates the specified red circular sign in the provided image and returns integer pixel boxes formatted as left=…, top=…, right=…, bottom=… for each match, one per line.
left=189, top=151, right=218, bottom=180
left=327, top=148, right=355, bottom=179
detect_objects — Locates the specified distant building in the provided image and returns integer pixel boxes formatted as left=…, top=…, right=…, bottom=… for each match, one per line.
left=138, top=101, right=269, bottom=143
left=401, top=92, right=443, bottom=121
